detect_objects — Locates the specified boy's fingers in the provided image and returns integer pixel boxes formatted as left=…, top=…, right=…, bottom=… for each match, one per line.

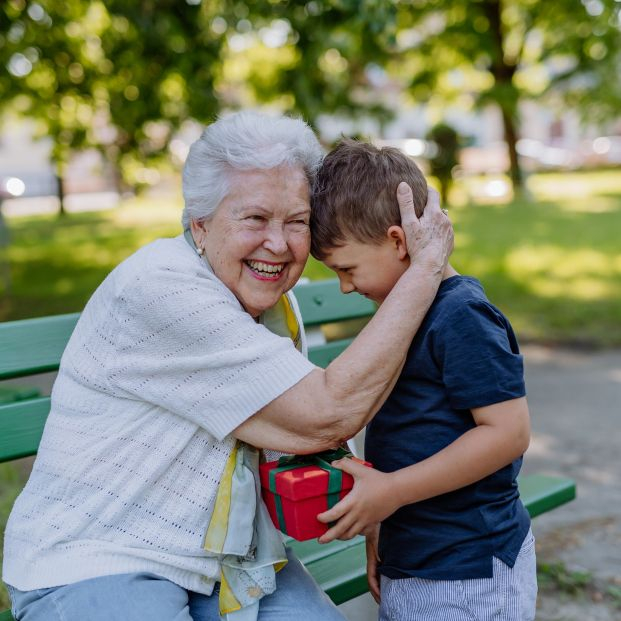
left=318, top=513, right=356, bottom=543
left=316, top=494, right=352, bottom=523
left=367, top=566, right=381, bottom=604
left=331, top=457, right=364, bottom=476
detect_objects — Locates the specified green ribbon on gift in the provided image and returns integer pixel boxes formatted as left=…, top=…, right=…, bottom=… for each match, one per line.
left=268, top=447, right=352, bottom=534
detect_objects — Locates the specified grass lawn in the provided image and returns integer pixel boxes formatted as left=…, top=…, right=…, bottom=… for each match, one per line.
left=3, top=169, right=619, bottom=346
left=0, top=169, right=620, bottom=609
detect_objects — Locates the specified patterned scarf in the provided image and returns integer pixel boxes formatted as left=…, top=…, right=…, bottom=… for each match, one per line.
left=185, top=228, right=307, bottom=620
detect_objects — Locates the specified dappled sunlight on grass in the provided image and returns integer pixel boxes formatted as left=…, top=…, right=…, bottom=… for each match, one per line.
left=506, top=245, right=618, bottom=301
left=527, top=170, right=621, bottom=201
left=112, top=195, right=183, bottom=228
left=2, top=170, right=621, bottom=345
left=528, top=276, right=613, bottom=301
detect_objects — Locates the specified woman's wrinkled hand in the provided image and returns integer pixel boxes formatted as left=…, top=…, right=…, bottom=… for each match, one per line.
left=315, top=458, right=400, bottom=544
left=397, top=183, right=453, bottom=276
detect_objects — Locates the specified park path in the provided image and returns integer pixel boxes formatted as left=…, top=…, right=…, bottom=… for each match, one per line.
left=521, top=344, right=621, bottom=621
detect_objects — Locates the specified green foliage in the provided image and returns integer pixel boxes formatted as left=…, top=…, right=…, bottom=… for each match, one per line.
left=2, top=0, right=620, bottom=195
left=0, top=0, right=224, bottom=186
left=388, top=0, right=621, bottom=189
left=538, top=561, right=592, bottom=595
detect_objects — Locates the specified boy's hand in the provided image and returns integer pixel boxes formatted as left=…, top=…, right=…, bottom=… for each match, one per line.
left=397, top=183, right=453, bottom=275
left=316, top=458, right=399, bottom=543
left=366, top=524, right=381, bottom=604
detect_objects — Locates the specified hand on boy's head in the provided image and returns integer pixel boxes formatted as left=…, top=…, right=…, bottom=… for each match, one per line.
left=397, top=184, right=453, bottom=274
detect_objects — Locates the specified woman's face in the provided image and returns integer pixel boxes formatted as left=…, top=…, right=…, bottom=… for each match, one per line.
left=192, top=165, right=311, bottom=317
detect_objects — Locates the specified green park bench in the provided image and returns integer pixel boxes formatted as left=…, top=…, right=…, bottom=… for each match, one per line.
left=0, top=278, right=576, bottom=620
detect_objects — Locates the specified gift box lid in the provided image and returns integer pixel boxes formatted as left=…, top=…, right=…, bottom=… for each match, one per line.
left=259, top=454, right=371, bottom=502
left=259, top=461, right=350, bottom=501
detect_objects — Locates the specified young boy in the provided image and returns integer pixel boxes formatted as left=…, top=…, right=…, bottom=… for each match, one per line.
left=311, top=139, right=536, bottom=621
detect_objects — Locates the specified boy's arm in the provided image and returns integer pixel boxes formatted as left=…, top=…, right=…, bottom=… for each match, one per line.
left=317, top=395, right=530, bottom=542
left=365, top=525, right=381, bottom=604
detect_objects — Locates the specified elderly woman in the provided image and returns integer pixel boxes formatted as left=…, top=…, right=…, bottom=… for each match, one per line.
left=3, top=111, right=452, bottom=621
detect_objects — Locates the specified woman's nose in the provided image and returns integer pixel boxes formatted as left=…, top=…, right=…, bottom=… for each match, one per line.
left=263, top=224, right=288, bottom=255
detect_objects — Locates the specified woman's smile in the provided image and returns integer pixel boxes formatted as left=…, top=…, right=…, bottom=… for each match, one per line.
left=245, top=259, right=287, bottom=280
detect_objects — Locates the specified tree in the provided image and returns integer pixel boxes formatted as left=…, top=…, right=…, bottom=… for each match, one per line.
left=390, top=0, right=621, bottom=192
left=226, top=0, right=620, bottom=192
left=0, top=0, right=225, bottom=210
left=213, top=0, right=399, bottom=128
left=426, top=122, right=460, bottom=204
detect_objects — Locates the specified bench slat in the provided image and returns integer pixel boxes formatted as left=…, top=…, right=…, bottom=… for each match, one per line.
left=307, top=338, right=353, bottom=368
left=297, top=537, right=368, bottom=605
left=0, top=314, right=79, bottom=380
left=292, top=473, right=576, bottom=603
left=294, top=281, right=375, bottom=327
left=517, top=473, right=576, bottom=518
left=0, top=398, right=50, bottom=462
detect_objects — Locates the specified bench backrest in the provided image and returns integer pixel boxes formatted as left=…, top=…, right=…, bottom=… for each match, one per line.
left=0, top=279, right=375, bottom=463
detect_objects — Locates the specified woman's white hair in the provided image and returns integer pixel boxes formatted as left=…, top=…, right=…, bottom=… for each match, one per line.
left=181, top=110, right=324, bottom=228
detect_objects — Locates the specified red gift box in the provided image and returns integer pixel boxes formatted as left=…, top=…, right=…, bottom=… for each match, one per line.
left=259, top=448, right=371, bottom=541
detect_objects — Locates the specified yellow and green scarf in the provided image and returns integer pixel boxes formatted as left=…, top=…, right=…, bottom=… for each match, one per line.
left=203, top=290, right=305, bottom=621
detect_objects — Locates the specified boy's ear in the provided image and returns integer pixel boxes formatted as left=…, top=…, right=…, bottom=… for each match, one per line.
left=386, top=225, right=409, bottom=261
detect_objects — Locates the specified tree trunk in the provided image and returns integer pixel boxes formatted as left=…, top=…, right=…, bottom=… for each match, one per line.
left=500, top=106, right=523, bottom=191
left=55, top=161, right=66, bottom=217
left=483, top=0, right=524, bottom=193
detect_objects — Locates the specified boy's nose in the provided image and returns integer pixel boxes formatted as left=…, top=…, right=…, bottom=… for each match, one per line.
left=339, top=278, right=355, bottom=294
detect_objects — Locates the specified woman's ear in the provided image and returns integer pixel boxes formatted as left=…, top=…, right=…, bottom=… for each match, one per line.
left=190, top=219, right=206, bottom=235
left=387, top=225, right=409, bottom=261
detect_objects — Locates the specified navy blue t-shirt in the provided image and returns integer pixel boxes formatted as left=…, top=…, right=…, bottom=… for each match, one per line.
left=365, top=275, right=530, bottom=580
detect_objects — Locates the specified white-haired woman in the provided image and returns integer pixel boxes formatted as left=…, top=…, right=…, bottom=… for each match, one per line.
left=3, top=111, right=452, bottom=621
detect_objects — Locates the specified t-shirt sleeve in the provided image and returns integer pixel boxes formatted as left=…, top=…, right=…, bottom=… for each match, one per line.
left=107, top=264, right=316, bottom=441
left=433, top=299, right=526, bottom=410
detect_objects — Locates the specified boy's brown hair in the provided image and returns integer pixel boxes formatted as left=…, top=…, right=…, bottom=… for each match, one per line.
left=310, top=138, right=428, bottom=260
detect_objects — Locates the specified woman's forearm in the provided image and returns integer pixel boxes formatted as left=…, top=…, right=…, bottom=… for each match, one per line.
left=233, top=264, right=442, bottom=453
left=233, top=186, right=452, bottom=453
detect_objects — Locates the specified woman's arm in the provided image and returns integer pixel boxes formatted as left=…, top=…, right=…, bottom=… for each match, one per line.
left=233, top=185, right=453, bottom=453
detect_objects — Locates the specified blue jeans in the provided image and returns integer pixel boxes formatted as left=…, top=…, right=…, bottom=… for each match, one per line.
left=6, top=548, right=346, bottom=621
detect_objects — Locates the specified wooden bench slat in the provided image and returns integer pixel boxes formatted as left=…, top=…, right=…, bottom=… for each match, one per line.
left=294, top=281, right=375, bottom=327
left=0, top=314, right=79, bottom=380
left=517, top=473, right=576, bottom=518
left=307, top=338, right=353, bottom=368
left=0, top=398, right=51, bottom=462
left=298, top=537, right=368, bottom=605
left=288, top=472, right=577, bottom=604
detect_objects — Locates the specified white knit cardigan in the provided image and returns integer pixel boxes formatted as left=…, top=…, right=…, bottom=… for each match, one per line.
left=2, top=234, right=315, bottom=594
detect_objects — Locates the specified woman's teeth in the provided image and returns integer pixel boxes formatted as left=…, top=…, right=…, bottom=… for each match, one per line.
left=246, top=260, right=285, bottom=276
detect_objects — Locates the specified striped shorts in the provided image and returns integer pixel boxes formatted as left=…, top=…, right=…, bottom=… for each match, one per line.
left=378, top=529, right=537, bottom=621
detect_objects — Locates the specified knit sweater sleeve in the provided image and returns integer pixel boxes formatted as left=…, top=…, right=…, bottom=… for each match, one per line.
left=105, top=244, right=315, bottom=441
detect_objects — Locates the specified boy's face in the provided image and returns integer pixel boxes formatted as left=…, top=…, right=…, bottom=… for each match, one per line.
left=322, top=236, right=409, bottom=305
